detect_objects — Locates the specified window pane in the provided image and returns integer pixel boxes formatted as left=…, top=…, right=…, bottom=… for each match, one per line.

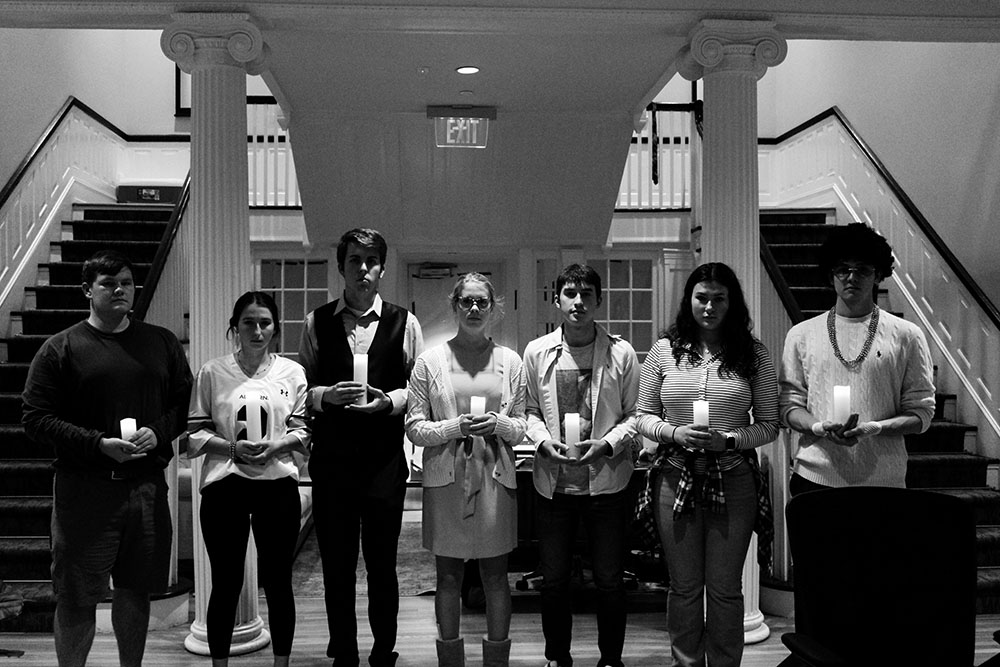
left=284, top=291, right=305, bottom=319
left=632, top=325, right=653, bottom=354
left=608, top=260, right=629, bottom=289
left=306, top=261, right=327, bottom=289
left=632, top=291, right=652, bottom=320
left=284, top=261, right=304, bottom=289
left=609, top=321, right=629, bottom=338
left=283, top=322, right=303, bottom=351
left=608, top=293, right=630, bottom=320
left=633, top=260, right=652, bottom=289
left=307, top=291, right=327, bottom=314
left=260, top=260, right=281, bottom=289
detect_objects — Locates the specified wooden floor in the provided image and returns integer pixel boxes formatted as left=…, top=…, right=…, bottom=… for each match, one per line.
left=3, top=598, right=1000, bottom=666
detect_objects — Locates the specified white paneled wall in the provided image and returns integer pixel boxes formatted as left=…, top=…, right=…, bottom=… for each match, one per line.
left=759, top=114, right=1000, bottom=456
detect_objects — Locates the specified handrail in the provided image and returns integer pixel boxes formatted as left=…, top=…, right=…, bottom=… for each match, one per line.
left=759, top=233, right=803, bottom=324
left=762, top=105, right=1000, bottom=333
left=0, top=96, right=188, bottom=214
left=133, top=172, right=191, bottom=321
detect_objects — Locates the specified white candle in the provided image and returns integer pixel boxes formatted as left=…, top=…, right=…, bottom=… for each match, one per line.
left=565, top=412, right=581, bottom=460
left=833, top=385, right=851, bottom=424
left=693, top=400, right=710, bottom=427
left=120, top=418, right=136, bottom=440
left=353, top=353, right=369, bottom=405
left=470, top=396, right=486, bottom=416
left=246, top=397, right=263, bottom=442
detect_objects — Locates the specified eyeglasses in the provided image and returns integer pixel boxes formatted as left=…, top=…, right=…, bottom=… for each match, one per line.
left=457, top=297, right=492, bottom=311
left=832, top=264, right=876, bottom=280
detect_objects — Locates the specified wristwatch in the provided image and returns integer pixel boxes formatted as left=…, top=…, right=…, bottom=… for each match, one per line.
left=725, top=434, right=737, bottom=451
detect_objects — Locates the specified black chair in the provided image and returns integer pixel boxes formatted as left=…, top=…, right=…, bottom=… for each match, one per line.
left=779, top=486, right=1000, bottom=667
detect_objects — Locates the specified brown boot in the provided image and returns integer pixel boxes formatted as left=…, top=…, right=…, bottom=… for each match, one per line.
left=482, top=637, right=510, bottom=667
left=436, top=637, right=465, bottom=667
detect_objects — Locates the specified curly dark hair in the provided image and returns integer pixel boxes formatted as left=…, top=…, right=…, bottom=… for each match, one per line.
left=818, top=222, right=895, bottom=279
left=664, top=262, right=758, bottom=380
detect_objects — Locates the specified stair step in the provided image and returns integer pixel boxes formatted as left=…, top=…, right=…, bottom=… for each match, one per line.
left=25, top=286, right=86, bottom=310
left=0, top=537, right=51, bottom=580
left=0, top=363, right=29, bottom=392
left=977, top=567, right=1000, bottom=614
left=0, top=460, right=55, bottom=497
left=769, top=243, right=822, bottom=265
left=65, top=220, right=168, bottom=243
left=12, top=309, right=88, bottom=335
left=771, top=264, right=828, bottom=287
left=760, top=223, right=831, bottom=245
left=789, top=286, right=836, bottom=311
left=935, top=393, right=958, bottom=422
left=54, top=240, right=160, bottom=264
left=929, top=488, right=1000, bottom=526
left=76, top=203, right=173, bottom=222
left=760, top=209, right=834, bottom=226
left=0, top=497, right=52, bottom=537
left=40, top=261, right=152, bottom=287
left=0, top=580, right=56, bottom=633
left=0, top=392, right=23, bottom=423
left=0, top=335, right=50, bottom=364
left=907, top=452, right=996, bottom=488
left=977, top=526, right=1000, bottom=567
left=906, top=421, right=977, bottom=453
left=0, top=426, right=53, bottom=458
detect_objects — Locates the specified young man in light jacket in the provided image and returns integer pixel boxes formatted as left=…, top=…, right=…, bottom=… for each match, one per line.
left=523, top=264, right=639, bottom=667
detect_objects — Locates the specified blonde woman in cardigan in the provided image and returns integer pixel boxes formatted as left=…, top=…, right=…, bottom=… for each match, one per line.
left=406, top=273, right=527, bottom=667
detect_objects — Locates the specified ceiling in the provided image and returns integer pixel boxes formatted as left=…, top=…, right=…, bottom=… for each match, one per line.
left=3, top=1, right=1000, bottom=250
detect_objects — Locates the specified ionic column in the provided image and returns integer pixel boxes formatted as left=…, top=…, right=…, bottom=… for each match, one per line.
left=679, top=19, right=786, bottom=319
left=161, top=13, right=270, bottom=657
left=679, top=19, right=787, bottom=645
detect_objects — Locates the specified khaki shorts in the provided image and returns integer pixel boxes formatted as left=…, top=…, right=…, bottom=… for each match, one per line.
left=50, top=469, right=172, bottom=607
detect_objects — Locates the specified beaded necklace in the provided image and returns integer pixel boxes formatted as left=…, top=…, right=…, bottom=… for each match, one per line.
left=827, top=306, right=879, bottom=370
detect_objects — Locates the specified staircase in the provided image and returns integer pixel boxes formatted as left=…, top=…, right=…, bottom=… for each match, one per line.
left=0, top=202, right=170, bottom=631
left=761, top=208, right=1000, bottom=613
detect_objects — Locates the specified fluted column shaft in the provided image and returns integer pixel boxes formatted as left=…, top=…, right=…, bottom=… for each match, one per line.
left=161, top=13, right=269, bottom=657
left=679, top=19, right=787, bottom=645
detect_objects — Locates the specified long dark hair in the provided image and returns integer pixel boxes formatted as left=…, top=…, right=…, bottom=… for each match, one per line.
left=665, top=262, right=757, bottom=380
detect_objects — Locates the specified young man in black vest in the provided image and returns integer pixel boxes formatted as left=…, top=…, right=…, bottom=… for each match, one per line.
left=298, top=228, right=423, bottom=667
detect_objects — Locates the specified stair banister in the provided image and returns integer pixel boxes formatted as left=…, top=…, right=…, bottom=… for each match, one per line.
left=132, top=172, right=191, bottom=322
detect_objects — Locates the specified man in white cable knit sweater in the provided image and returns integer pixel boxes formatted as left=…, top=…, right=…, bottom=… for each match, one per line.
left=779, top=222, right=935, bottom=493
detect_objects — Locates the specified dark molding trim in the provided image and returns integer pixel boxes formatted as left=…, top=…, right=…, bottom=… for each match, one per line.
left=133, top=172, right=190, bottom=321
left=759, top=105, right=1000, bottom=332
left=0, top=97, right=192, bottom=214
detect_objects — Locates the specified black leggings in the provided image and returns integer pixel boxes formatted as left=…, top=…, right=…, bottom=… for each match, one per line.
left=200, top=475, right=301, bottom=658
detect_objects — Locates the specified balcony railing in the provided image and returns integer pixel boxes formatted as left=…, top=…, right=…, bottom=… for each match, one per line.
left=617, top=103, right=700, bottom=211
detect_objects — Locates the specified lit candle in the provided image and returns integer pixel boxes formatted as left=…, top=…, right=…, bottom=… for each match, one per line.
left=693, top=400, right=710, bottom=427
left=470, top=396, right=486, bottom=416
left=246, top=397, right=263, bottom=442
left=833, top=385, right=851, bottom=424
left=353, top=353, right=368, bottom=405
left=565, top=413, right=581, bottom=460
left=120, top=418, right=136, bottom=440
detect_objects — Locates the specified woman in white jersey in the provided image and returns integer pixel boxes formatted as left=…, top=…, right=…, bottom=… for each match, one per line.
left=187, top=291, right=310, bottom=667
left=635, top=263, right=779, bottom=667
left=405, top=273, right=526, bottom=667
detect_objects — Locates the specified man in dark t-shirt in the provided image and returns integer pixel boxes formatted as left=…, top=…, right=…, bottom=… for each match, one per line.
left=22, top=250, right=192, bottom=667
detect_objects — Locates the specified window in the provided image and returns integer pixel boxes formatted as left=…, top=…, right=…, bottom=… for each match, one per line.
left=258, top=259, right=328, bottom=360
left=586, top=257, right=655, bottom=361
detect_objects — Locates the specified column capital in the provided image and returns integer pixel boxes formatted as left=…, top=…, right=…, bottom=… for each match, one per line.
left=161, top=12, right=267, bottom=74
left=678, top=19, right=787, bottom=81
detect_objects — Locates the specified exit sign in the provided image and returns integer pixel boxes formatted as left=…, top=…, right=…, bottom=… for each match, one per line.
left=427, top=106, right=496, bottom=149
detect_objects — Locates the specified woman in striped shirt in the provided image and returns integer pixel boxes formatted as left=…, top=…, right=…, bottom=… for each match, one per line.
left=636, top=262, right=779, bottom=667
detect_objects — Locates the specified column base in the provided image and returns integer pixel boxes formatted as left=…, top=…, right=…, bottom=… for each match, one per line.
left=743, top=609, right=770, bottom=644
left=184, top=616, right=271, bottom=656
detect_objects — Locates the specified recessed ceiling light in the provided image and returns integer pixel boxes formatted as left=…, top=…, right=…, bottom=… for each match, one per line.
left=459, top=90, right=474, bottom=97
left=456, top=66, right=480, bottom=75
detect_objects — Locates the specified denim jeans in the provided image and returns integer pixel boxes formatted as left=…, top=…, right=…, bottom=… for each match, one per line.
left=536, top=487, right=631, bottom=667
left=654, top=462, right=757, bottom=667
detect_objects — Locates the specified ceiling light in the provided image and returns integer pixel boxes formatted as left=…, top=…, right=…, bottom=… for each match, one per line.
left=456, top=66, right=479, bottom=75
